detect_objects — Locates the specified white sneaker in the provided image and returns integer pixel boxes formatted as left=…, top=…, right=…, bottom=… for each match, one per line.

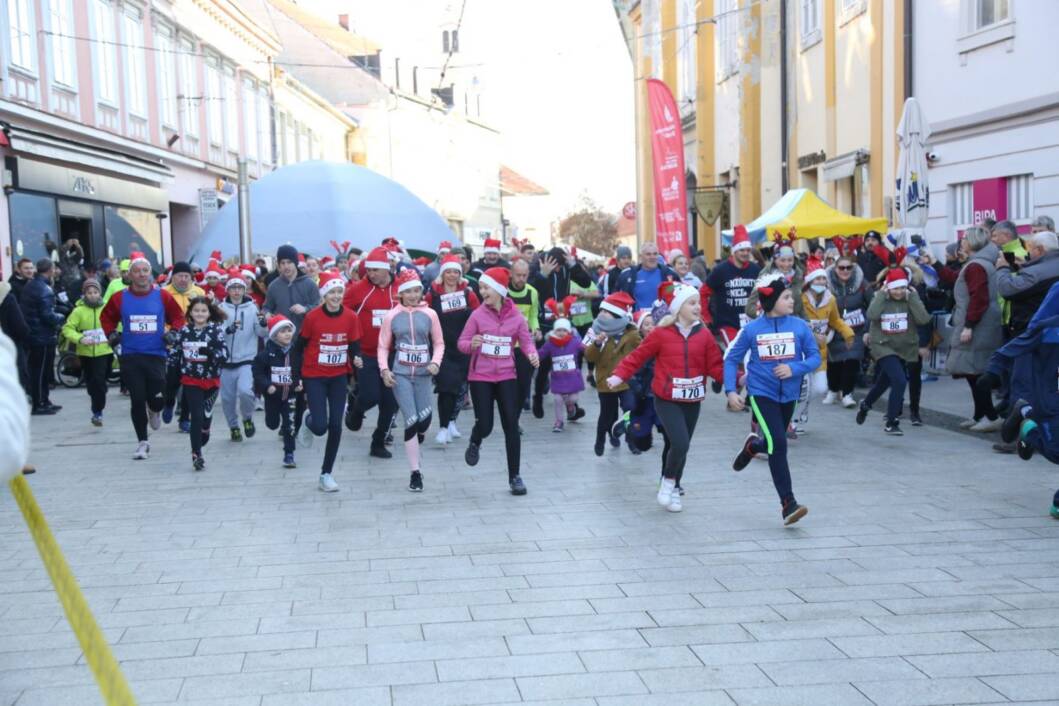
left=447, top=421, right=462, bottom=439
left=148, top=410, right=161, bottom=431
left=435, top=428, right=450, bottom=446
left=969, top=417, right=1002, bottom=433
left=959, top=418, right=978, bottom=429
left=299, top=419, right=315, bottom=448
left=132, top=441, right=150, bottom=460
left=822, top=391, right=838, bottom=405
left=667, top=492, right=683, bottom=513
left=318, top=473, right=339, bottom=492
left=841, top=394, right=857, bottom=409
left=657, top=477, right=676, bottom=508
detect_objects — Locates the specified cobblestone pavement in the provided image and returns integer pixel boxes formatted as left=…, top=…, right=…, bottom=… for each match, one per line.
left=2, top=383, right=1059, bottom=706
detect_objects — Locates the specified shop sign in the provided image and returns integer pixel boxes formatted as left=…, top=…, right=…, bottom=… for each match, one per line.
left=199, top=189, right=220, bottom=231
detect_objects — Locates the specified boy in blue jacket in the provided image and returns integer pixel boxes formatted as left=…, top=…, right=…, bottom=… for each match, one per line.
left=724, top=273, right=820, bottom=525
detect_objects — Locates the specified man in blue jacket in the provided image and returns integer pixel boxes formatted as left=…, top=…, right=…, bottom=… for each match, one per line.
left=616, top=241, right=679, bottom=311
left=21, top=259, right=65, bottom=415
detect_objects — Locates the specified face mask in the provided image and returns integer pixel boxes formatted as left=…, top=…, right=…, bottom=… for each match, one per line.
left=810, top=283, right=827, bottom=294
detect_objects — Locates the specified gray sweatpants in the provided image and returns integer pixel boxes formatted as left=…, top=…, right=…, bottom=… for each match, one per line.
left=221, top=365, right=255, bottom=429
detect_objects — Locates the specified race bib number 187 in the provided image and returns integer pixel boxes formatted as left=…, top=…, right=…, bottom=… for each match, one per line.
left=756, top=332, right=795, bottom=361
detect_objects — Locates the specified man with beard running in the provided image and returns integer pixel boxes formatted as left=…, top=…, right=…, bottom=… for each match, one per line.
left=343, top=246, right=399, bottom=458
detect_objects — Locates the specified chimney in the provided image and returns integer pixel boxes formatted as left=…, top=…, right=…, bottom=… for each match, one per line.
left=338, top=14, right=349, bottom=30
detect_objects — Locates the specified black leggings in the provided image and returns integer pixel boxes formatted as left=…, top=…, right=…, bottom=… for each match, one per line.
left=305, top=375, right=348, bottom=474
left=748, top=396, right=797, bottom=504
left=907, top=359, right=923, bottom=415
left=121, top=355, right=166, bottom=441
left=164, top=361, right=190, bottom=423
left=27, top=345, right=54, bottom=409
left=966, top=374, right=998, bottom=421
left=80, top=354, right=113, bottom=415
left=265, top=393, right=298, bottom=454
left=655, top=398, right=701, bottom=483
left=826, top=358, right=859, bottom=396
left=470, top=379, right=521, bottom=479
left=183, top=385, right=218, bottom=457
left=515, top=349, right=534, bottom=413
left=438, top=392, right=459, bottom=428
left=596, top=389, right=635, bottom=445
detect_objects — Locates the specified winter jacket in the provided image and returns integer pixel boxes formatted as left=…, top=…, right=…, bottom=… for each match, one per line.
left=21, top=275, right=65, bottom=347
left=8, top=274, right=29, bottom=304
left=252, top=339, right=299, bottom=400
left=163, top=283, right=205, bottom=314
left=102, top=277, right=125, bottom=307
left=826, top=265, right=871, bottom=363
left=532, top=261, right=595, bottom=325
left=616, top=263, right=679, bottom=310
left=866, top=288, right=931, bottom=363
left=997, top=250, right=1059, bottom=336
left=61, top=298, right=113, bottom=357
left=986, top=314, right=1059, bottom=421
left=0, top=282, right=27, bottom=346
left=218, top=298, right=266, bottom=366
left=0, top=330, right=28, bottom=481
left=457, top=298, right=537, bottom=383
left=175, top=323, right=228, bottom=388
left=801, top=289, right=855, bottom=372
left=538, top=331, right=586, bottom=394
left=858, top=250, right=887, bottom=284
left=425, top=282, right=480, bottom=350
left=378, top=303, right=445, bottom=377
left=723, top=314, right=821, bottom=404
left=702, top=258, right=761, bottom=331
left=263, top=272, right=320, bottom=333
left=746, top=264, right=805, bottom=319
left=343, top=276, right=398, bottom=358
left=947, top=243, right=1003, bottom=376
left=583, top=325, right=641, bottom=391
left=612, top=320, right=725, bottom=403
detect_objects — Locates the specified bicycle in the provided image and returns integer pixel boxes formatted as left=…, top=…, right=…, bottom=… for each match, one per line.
left=55, top=343, right=122, bottom=388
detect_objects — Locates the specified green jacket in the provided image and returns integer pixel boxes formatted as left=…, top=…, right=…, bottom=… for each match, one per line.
left=102, top=278, right=125, bottom=307
left=866, top=288, right=930, bottom=362
left=507, top=283, right=540, bottom=332
left=569, top=280, right=598, bottom=328
left=61, top=298, right=113, bottom=357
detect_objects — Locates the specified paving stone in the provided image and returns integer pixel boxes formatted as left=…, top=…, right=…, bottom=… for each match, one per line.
left=982, top=673, right=1059, bottom=701
left=727, top=683, right=876, bottom=705
left=368, top=636, right=509, bottom=664
left=908, top=649, right=1059, bottom=678
left=392, top=677, right=521, bottom=705
left=516, top=671, right=649, bottom=700
left=435, top=652, right=585, bottom=682
left=853, top=676, right=1006, bottom=705
left=760, top=656, right=926, bottom=685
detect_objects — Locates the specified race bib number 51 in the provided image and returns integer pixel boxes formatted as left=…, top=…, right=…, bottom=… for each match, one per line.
left=129, top=315, right=158, bottom=333
left=756, top=332, right=795, bottom=361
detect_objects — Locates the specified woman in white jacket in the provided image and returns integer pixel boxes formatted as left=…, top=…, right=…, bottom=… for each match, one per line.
left=1, top=330, right=30, bottom=481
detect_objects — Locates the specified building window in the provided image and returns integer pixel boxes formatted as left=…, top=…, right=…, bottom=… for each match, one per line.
left=800, top=0, right=821, bottom=48
left=975, top=0, right=1010, bottom=30
left=223, top=65, right=239, bottom=153
left=155, top=24, right=178, bottom=128
left=7, top=0, right=35, bottom=71
left=1007, top=174, right=1033, bottom=222
left=205, top=57, right=223, bottom=145
left=951, top=181, right=974, bottom=232
left=178, top=38, right=198, bottom=138
left=121, top=6, right=146, bottom=116
left=242, top=78, right=257, bottom=160
left=677, top=0, right=696, bottom=104
left=717, top=0, right=739, bottom=78
left=256, top=86, right=270, bottom=164
left=48, top=0, right=76, bottom=86
left=91, top=0, right=118, bottom=104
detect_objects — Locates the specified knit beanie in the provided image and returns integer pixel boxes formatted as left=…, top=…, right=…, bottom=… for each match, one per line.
left=276, top=244, right=299, bottom=264
left=171, top=261, right=192, bottom=276
left=756, top=272, right=788, bottom=313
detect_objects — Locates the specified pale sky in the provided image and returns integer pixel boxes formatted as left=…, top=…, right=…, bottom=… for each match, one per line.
left=290, top=0, right=637, bottom=215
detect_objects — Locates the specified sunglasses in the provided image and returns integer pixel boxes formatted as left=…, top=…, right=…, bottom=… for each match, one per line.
left=836, top=265, right=853, bottom=271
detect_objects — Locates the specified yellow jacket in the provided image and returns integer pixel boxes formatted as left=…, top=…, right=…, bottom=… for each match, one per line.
left=163, top=283, right=205, bottom=314
left=802, top=290, right=855, bottom=371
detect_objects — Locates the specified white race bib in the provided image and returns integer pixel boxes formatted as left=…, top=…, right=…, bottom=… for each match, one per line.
left=843, top=309, right=865, bottom=327
left=881, top=312, right=909, bottom=335
left=440, top=292, right=467, bottom=313
left=182, top=341, right=207, bottom=362
left=129, top=314, right=158, bottom=334
left=553, top=354, right=577, bottom=372
left=318, top=343, right=347, bottom=366
left=671, top=375, right=705, bottom=402
left=397, top=342, right=429, bottom=366
left=83, top=328, right=106, bottom=345
left=371, top=309, right=388, bottom=328
left=756, top=332, right=796, bottom=361
left=481, top=334, right=512, bottom=358
left=570, top=301, right=589, bottom=316
left=57, top=291, right=69, bottom=304
left=270, top=366, right=292, bottom=384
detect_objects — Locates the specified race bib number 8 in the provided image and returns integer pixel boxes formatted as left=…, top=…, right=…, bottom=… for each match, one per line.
left=756, top=332, right=796, bottom=361
left=881, top=312, right=909, bottom=335
left=481, top=334, right=511, bottom=358
left=129, top=315, right=158, bottom=333
left=440, top=292, right=467, bottom=313
left=553, top=354, right=577, bottom=372
left=318, top=344, right=347, bottom=366
left=270, top=366, right=292, bottom=384
left=397, top=343, right=429, bottom=366
left=672, top=375, right=705, bottom=402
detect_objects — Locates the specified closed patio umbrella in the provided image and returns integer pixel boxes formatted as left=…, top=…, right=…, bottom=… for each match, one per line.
left=895, top=97, right=931, bottom=242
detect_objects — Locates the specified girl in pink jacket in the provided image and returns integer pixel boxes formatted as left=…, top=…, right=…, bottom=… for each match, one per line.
left=457, top=267, right=538, bottom=495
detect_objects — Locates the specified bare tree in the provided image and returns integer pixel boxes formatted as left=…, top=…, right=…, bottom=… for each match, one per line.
left=558, top=195, right=620, bottom=257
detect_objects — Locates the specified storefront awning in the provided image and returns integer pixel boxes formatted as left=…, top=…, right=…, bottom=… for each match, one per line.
left=5, top=127, right=173, bottom=184
left=822, top=149, right=869, bottom=182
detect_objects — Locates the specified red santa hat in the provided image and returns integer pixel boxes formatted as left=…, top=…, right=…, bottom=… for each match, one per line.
left=731, top=224, right=752, bottom=252
left=194, top=271, right=205, bottom=284
left=658, top=281, right=698, bottom=315
left=396, top=268, right=423, bottom=294
left=363, top=246, right=391, bottom=270
left=885, top=267, right=909, bottom=290
left=600, top=291, right=635, bottom=318
left=483, top=238, right=502, bottom=254
left=318, top=270, right=345, bottom=296
left=319, top=256, right=334, bottom=269
left=267, top=314, right=295, bottom=339
left=634, top=310, right=652, bottom=331
left=207, top=250, right=222, bottom=266
left=225, top=267, right=246, bottom=289
left=155, top=273, right=167, bottom=285
left=240, top=266, right=256, bottom=281
left=804, top=260, right=828, bottom=285
left=438, top=240, right=453, bottom=254
left=297, top=253, right=307, bottom=270
left=478, top=266, right=510, bottom=296
left=204, top=261, right=223, bottom=280
left=129, top=250, right=150, bottom=267
left=439, top=254, right=462, bottom=275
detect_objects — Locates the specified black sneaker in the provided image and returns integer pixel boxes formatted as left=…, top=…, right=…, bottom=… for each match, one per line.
left=594, top=438, right=605, bottom=457
left=568, top=405, right=586, bottom=422
left=609, top=432, right=620, bottom=448
left=1001, top=399, right=1027, bottom=443
left=282, top=453, right=296, bottom=468
left=910, top=412, right=923, bottom=427
left=1017, top=438, right=1035, bottom=461
left=509, top=475, right=527, bottom=495
left=409, top=471, right=423, bottom=492
left=192, top=454, right=205, bottom=472
left=243, top=418, right=256, bottom=439
left=733, top=433, right=759, bottom=471
left=369, top=445, right=393, bottom=459
left=465, top=441, right=480, bottom=467
left=345, top=406, right=364, bottom=432
left=884, top=418, right=903, bottom=436
left=611, top=412, right=631, bottom=439
left=45, top=403, right=62, bottom=412
left=31, top=406, right=57, bottom=416
left=385, top=431, right=394, bottom=446
left=532, top=395, right=544, bottom=419
left=230, top=427, right=243, bottom=442
left=856, top=403, right=869, bottom=425
left=782, top=499, right=808, bottom=526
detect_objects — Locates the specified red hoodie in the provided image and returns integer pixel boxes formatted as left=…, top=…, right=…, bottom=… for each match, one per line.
left=342, top=276, right=398, bottom=358
left=612, top=321, right=724, bottom=403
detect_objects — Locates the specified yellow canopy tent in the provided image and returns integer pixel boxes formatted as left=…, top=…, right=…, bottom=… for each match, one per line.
left=722, top=189, right=888, bottom=245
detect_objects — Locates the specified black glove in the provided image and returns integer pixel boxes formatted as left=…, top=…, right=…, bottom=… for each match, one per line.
left=106, top=331, right=122, bottom=348
left=711, top=380, right=723, bottom=394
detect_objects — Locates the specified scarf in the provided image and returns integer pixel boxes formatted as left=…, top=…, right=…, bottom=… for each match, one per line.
left=592, top=313, right=629, bottom=337
left=549, top=331, right=572, bottom=346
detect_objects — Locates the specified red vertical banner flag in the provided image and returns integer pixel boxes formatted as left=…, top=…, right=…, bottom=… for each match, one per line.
left=647, top=78, right=689, bottom=257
